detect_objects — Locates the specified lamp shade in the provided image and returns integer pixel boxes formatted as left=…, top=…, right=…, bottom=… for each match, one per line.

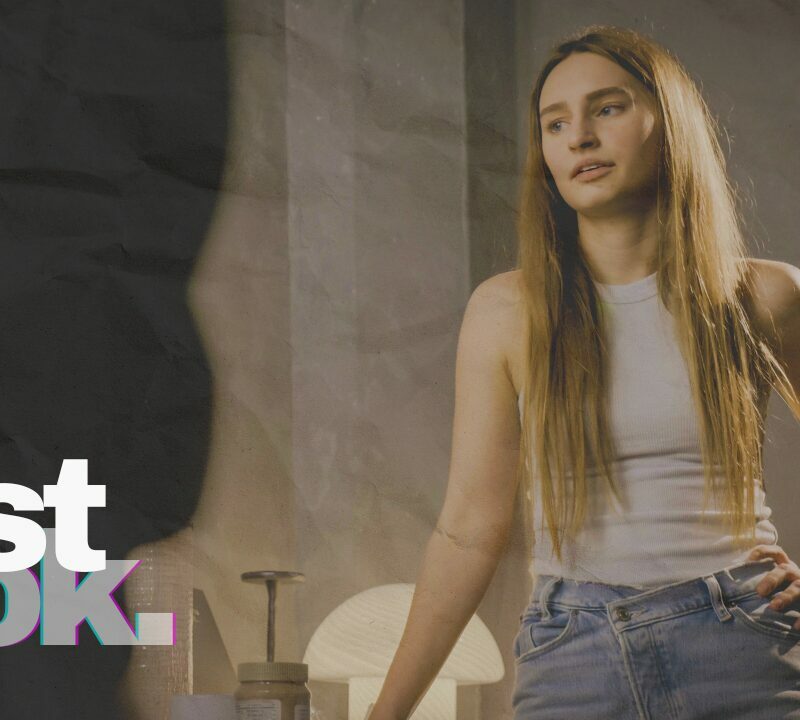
left=303, top=583, right=504, bottom=719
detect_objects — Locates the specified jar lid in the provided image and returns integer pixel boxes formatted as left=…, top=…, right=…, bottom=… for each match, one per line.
left=238, top=662, right=308, bottom=683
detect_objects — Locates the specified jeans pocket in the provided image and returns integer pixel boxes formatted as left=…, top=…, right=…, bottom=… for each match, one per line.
left=514, top=605, right=577, bottom=663
left=728, top=591, right=800, bottom=642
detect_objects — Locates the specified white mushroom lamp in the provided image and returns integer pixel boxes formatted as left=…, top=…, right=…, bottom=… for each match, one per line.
left=303, top=583, right=504, bottom=719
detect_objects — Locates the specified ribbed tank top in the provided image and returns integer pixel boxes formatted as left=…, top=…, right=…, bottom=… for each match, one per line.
left=517, top=270, right=778, bottom=589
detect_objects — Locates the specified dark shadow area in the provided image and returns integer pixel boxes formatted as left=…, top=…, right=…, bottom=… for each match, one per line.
left=0, top=1, right=228, bottom=717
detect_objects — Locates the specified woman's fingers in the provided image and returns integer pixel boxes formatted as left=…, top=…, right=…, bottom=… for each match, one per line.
left=747, top=545, right=800, bottom=612
left=747, top=544, right=792, bottom=565
left=747, top=545, right=796, bottom=594
left=760, top=565, right=800, bottom=604
left=756, top=566, right=784, bottom=597
left=757, top=563, right=799, bottom=595
left=766, top=574, right=800, bottom=631
left=746, top=552, right=800, bottom=629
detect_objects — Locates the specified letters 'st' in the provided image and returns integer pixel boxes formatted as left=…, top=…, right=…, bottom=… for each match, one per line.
left=0, top=459, right=106, bottom=572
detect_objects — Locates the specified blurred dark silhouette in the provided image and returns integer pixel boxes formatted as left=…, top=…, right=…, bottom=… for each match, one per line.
left=0, top=2, right=227, bottom=717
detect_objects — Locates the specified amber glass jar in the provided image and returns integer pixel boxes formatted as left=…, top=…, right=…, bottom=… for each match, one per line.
left=235, top=662, right=310, bottom=719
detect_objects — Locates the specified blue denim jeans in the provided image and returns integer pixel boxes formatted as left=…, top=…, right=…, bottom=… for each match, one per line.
left=512, top=558, right=800, bottom=719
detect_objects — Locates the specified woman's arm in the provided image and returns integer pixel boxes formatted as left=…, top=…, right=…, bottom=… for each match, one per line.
left=368, top=274, right=523, bottom=719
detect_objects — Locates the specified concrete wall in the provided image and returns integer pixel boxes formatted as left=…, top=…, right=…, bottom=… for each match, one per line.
left=188, top=0, right=489, bottom=717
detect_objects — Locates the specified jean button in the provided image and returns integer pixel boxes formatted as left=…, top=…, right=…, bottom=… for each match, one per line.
left=615, top=607, right=631, bottom=621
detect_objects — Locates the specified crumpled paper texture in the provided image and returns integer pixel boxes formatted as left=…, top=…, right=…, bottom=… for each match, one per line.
left=0, top=1, right=226, bottom=717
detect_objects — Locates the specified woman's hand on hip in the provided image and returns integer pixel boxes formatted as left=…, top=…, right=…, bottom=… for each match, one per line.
left=747, top=544, right=800, bottom=629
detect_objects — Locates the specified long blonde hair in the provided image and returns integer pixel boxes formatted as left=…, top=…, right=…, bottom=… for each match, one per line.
left=516, top=24, right=800, bottom=563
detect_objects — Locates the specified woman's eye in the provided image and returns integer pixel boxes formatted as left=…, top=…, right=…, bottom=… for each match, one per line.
left=599, top=103, right=624, bottom=116
left=546, top=104, right=623, bottom=133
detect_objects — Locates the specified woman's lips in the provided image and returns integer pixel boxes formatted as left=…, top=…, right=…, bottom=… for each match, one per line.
left=573, top=164, right=614, bottom=182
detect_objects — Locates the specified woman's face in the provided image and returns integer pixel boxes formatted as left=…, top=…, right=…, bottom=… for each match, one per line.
left=538, top=52, right=662, bottom=217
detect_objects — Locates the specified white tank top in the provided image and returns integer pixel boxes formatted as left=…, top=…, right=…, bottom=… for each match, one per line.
left=518, top=270, right=778, bottom=588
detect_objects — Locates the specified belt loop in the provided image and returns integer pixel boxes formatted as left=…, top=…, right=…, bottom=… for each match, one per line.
left=538, top=576, right=562, bottom=620
left=703, top=573, right=733, bottom=623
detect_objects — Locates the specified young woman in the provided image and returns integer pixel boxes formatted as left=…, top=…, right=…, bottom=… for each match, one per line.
left=367, top=25, right=800, bottom=719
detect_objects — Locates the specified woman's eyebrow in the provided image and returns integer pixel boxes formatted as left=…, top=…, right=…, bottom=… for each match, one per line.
left=539, top=85, right=632, bottom=119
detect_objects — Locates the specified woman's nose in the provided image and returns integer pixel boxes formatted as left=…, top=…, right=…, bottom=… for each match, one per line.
left=567, top=119, right=599, bottom=150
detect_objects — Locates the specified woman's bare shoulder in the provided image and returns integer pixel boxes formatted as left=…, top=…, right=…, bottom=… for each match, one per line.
left=745, top=258, right=800, bottom=345
left=472, top=268, right=524, bottom=304
left=468, top=269, right=526, bottom=396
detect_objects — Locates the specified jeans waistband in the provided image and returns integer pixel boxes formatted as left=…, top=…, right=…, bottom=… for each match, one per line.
left=527, top=559, right=777, bottom=624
